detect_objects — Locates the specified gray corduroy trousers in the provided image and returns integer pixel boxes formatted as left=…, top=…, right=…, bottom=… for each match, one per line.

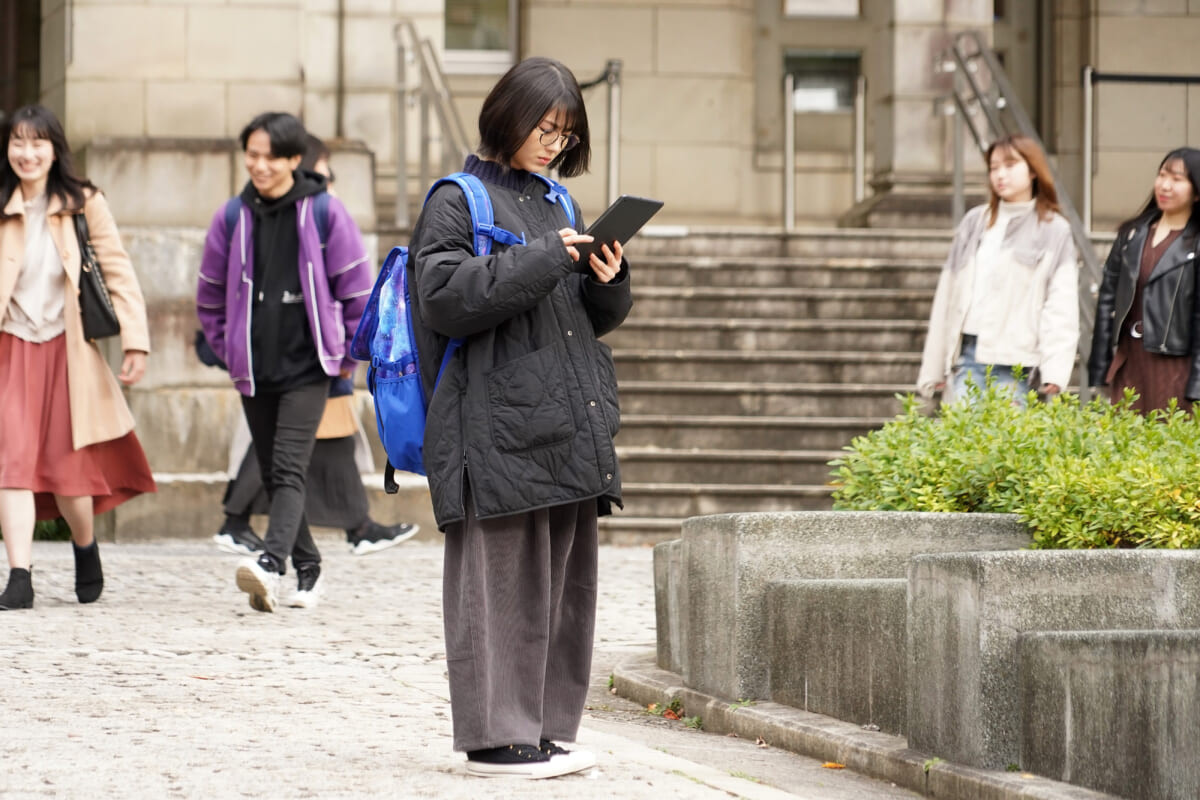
left=442, top=495, right=599, bottom=752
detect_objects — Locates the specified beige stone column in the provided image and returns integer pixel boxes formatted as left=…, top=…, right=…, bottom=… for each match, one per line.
left=858, top=0, right=992, bottom=226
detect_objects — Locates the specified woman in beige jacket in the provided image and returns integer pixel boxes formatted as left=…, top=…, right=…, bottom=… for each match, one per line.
left=917, top=135, right=1079, bottom=404
left=0, top=105, right=155, bottom=610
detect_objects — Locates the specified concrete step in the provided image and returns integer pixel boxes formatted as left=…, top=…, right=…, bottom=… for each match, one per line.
left=633, top=255, right=942, bottom=290
left=630, top=229, right=953, bottom=260
left=616, top=482, right=834, bottom=518
left=596, top=515, right=685, bottom=545
left=615, top=414, right=890, bottom=450
left=614, top=349, right=920, bottom=384
left=617, top=380, right=910, bottom=417
left=605, top=318, right=928, bottom=352
left=630, top=286, right=932, bottom=320
left=617, top=447, right=842, bottom=485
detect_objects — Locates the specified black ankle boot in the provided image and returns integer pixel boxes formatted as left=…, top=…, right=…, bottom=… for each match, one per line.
left=0, top=567, right=34, bottom=610
left=73, top=541, right=104, bottom=604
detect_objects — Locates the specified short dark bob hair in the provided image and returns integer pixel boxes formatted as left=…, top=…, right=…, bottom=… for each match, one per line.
left=477, top=57, right=590, bottom=178
left=0, top=104, right=96, bottom=218
left=238, top=112, right=307, bottom=159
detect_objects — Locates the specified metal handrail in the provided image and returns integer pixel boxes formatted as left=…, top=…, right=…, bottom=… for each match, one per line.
left=782, top=73, right=867, bottom=231
left=1082, top=67, right=1200, bottom=233
left=578, top=60, right=623, bottom=206
left=393, top=24, right=624, bottom=226
left=940, top=31, right=1102, bottom=395
left=393, top=19, right=474, bottom=227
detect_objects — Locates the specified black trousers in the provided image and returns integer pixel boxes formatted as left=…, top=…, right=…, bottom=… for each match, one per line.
left=239, top=379, right=327, bottom=573
left=442, top=493, right=599, bottom=752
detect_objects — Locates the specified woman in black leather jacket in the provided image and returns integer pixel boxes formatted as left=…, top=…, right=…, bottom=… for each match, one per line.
left=1088, top=147, right=1200, bottom=411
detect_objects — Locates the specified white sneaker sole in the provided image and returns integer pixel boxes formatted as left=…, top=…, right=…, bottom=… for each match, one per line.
left=288, top=587, right=321, bottom=609
left=213, top=534, right=258, bottom=557
left=350, top=525, right=419, bottom=555
left=465, top=756, right=590, bottom=779
left=235, top=564, right=277, bottom=613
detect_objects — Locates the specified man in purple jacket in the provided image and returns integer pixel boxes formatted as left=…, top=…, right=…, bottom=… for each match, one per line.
left=196, top=112, right=372, bottom=613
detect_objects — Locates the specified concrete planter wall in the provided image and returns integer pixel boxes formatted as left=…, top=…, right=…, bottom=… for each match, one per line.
left=652, top=510, right=1200, bottom=800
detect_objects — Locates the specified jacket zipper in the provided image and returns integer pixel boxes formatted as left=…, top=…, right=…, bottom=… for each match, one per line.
left=1158, top=261, right=1187, bottom=353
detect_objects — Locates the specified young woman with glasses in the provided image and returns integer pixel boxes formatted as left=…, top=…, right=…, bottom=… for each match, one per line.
left=405, top=56, right=632, bottom=779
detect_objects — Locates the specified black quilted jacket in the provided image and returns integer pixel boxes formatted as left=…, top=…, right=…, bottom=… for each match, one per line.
left=408, top=157, right=632, bottom=530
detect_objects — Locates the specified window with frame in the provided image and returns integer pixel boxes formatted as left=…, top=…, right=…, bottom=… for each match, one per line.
left=444, top=0, right=516, bottom=75
left=783, top=0, right=858, bottom=19
left=785, top=51, right=861, bottom=113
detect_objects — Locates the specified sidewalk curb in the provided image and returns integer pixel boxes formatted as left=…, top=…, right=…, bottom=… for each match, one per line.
left=613, top=653, right=1116, bottom=800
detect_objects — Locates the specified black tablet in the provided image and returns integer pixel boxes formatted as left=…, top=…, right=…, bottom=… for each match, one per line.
left=575, top=194, right=664, bottom=268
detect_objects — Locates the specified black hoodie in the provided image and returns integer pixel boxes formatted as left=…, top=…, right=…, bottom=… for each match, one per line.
left=242, top=170, right=329, bottom=392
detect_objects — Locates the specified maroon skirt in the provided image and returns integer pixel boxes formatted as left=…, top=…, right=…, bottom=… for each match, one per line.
left=0, top=332, right=156, bottom=520
left=1106, top=335, right=1191, bottom=414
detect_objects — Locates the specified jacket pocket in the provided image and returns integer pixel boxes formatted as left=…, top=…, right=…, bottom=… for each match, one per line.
left=486, top=344, right=575, bottom=453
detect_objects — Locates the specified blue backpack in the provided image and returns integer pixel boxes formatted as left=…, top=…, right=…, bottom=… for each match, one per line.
left=350, top=171, right=574, bottom=491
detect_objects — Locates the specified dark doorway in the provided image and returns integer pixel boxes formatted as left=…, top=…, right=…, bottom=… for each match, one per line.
left=0, top=0, right=41, bottom=120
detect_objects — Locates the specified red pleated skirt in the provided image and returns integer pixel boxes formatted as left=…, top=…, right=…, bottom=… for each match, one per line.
left=0, top=332, right=156, bottom=520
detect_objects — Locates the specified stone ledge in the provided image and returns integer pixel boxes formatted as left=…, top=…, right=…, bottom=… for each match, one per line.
left=613, top=652, right=1116, bottom=800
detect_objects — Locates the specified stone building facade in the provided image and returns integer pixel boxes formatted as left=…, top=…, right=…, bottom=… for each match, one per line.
left=1, top=0, right=1198, bottom=538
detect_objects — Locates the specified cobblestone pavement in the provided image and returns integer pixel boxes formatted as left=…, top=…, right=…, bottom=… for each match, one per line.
left=0, top=536, right=920, bottom=799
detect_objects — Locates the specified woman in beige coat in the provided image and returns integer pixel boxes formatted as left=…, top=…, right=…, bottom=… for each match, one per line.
left=917, top=135, right=1079, bottom=404
left=0, top=105, right=155, bottom=610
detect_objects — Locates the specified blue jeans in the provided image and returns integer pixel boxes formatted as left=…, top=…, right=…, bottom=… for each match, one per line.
left=945, top=334, right=1030, bottom=406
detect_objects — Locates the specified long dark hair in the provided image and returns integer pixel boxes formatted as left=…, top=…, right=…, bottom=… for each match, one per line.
left=1116, top=147, right=1200, bottom=245
left=0, top=104, right=95, bottom=218
left=477, top=57, right=590, bottom=178
left=984, top=135, right=1060, bottom=227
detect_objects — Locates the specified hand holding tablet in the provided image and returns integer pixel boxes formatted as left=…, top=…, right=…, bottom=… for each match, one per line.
left=574, top=194, right=664, bottom=271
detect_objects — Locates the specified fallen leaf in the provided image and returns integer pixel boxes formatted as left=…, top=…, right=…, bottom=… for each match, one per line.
left=755, top=736, right=769, bottom=748
left=662, top=709, right=680, bottom=720
left=822, top=762, right=846, bottom=770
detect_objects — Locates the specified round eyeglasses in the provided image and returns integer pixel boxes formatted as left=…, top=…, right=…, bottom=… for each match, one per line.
left=537, top=127, right=579, bottom=151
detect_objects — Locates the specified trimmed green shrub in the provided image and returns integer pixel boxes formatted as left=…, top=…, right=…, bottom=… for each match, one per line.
left=829, top=381, right=1200, bottom=549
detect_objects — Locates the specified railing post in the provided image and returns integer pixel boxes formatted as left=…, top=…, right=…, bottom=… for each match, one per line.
left=606, top=59, right=622, bottom=205
left=853, top=74, right=866, bottom=204
left=951, top=70, right=965, bottom=225
left=394, top=25, right=410, bottom=229
left=419, top=83, right=431, bottom=194
left=1082, top=65, right=1094, bottom=234
left=783, top=73, right=795, bottom=232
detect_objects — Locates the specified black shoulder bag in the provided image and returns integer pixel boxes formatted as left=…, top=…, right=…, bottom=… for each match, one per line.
left=72, top=211, right=121, bottom=342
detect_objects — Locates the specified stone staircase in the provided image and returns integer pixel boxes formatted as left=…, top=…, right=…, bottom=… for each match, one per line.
left=598, top=228, right=951, bottom=544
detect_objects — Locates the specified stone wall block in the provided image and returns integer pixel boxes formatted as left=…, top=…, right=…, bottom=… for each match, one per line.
left=654, top=539, right=688, bottom=674
left=70, top=6, right=186, bottom=80
left=767, top=578, right=908, bottom=734
left=1019, top=630, right=1200, bottom=800
left=907, top=551, right=1200, bottom=771
left=680, top=511, right=1029, bottom=701
left=186, top=7, right=303, bottom=82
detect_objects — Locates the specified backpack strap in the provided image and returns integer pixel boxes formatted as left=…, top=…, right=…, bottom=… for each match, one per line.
left=224, top=193, right=333, bottom=250
left=529, top=173, right=575, bottom=228
left=223, top=197, right=243, bottom=252
left=426, top=172, right=526, bottom=255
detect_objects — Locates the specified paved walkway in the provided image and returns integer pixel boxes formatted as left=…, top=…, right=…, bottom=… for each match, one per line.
left=1, top=537, right=921, bottom=799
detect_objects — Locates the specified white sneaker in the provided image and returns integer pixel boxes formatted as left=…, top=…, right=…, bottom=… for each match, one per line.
left=465, top=744, right=583, bottom=779
left=541, top=741, right=596, bottom=775
left=288, top=565, right=322, bottom=609
left=235, top=558, right=279, bottom=613
left=349, top=522, right=419, bottom=555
